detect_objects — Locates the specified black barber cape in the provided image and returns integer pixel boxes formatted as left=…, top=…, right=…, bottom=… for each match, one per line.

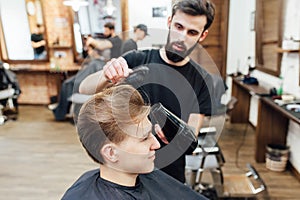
left=61, top=169, right=207, bottom=200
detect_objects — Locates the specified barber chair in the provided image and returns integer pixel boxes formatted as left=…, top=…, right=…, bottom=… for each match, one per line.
left=185, top=127, right=267, bottom=199
left=0, top=85, right=16, bottom=125
left=185, top=127, right=224, bottom=199
left=0, top=62, right=20, bottom=124
left=185, top=93, right=266, bottom=199
left=67, top=93, right=92, bottom=123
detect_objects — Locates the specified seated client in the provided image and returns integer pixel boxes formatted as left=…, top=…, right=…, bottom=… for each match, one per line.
left=61, top=84, right=207, bottom=200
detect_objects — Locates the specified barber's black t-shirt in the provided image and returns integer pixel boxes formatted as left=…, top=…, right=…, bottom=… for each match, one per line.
left=61, top=169, right=208, bottom=200
left=121, top=38, right=138, bottom=54
left=108, top=36, right=122, bottom=58
left=31, top=33, right=45, bottom=54
left=123, top=49, right=214, bottom=183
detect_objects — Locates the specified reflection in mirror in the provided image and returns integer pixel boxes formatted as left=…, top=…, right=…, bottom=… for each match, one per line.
left=69, top=0, right=121, bottom=62
left=0, top=0, right=48, bottom=61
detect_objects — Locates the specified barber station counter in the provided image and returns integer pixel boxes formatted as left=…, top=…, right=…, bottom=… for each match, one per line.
left=11, top=64, right=81, bottom=105
left=231, top=77, right=300, bottom=180
left=256, top=97, right=300, bottom=170
left=230, top=77, right=269, bottom=124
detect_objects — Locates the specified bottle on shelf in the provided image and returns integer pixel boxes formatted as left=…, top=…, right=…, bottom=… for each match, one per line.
left=55, top=55, right=62, bottom=71
left=50, top=58, right=55, bottom=69
left=277, top=75, right=283, bottom=96
left=50, top=55, right=61, bottom=71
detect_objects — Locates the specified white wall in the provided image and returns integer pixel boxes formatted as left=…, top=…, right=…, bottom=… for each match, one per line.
left=226, top=0, right=256, bottom=75
left=127, top=0, right=172, bottom=49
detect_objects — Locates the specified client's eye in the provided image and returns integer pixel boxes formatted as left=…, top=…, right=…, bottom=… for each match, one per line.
left=141, top=130, right=152, bottom=142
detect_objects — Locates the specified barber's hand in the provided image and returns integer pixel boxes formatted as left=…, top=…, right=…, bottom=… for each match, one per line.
left=154, top=124, right=169, bottom=144
left=103, top=57, right=133, bottom=84
left=85, top=37, right=95, bottom=48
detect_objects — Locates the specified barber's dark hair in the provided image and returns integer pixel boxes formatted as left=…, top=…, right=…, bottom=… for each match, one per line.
left=104, top=22, right=115, bottom=30
left=172, top=0, right=215, bottom=31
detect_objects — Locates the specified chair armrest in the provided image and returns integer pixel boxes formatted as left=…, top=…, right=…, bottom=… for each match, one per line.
left=0, top=88, right=15, bottom=100
left=68, top=93, right=92, bottom=104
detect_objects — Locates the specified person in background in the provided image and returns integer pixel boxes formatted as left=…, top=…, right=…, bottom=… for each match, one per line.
left=48, top=46, right=105, bottom=121
left=61, top=84, right=207, bottom=200
left=82, top=33, right=110, bottom=60
left=121, top=24, right=149, bottom=54
left=85, top=22, right=122, bottom=59
left=78, top=0, right=216, bottom=184
left=31, top=24, right=47, bottom=60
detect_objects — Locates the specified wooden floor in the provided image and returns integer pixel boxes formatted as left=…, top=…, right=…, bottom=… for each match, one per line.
left=0, top=106, right=97, bottom=200
left=0, top=105, right=299, bottom=199
left=218, top=123, right=300, bottom=200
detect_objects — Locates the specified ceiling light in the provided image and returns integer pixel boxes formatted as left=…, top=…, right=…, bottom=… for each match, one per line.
left=104, top=0, right=116, bottom=16
left=63, top=0, right=89, bottom=12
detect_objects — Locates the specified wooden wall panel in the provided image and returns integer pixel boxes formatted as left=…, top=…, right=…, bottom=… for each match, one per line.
left=190, top=0, right=229, bottom=78
left=15, top=70, right=75, bottom=105
left=255, top=0, right=283, bottom=76
left=16, top=72, right=53, bottom=104
left=262, top=0, right=280, bottom=43
left=42, top=0, right=72, bottom=48
left=262, top=44, right=279, bottom=71
left=202, top=0, right=221, bottom=47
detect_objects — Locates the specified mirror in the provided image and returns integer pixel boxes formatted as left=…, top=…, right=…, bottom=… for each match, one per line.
left=69, top=0, right=122, bottom=62
left=0, top=0, right=48, bottom=62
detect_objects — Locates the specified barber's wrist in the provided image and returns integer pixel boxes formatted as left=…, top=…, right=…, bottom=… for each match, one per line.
left=101, top=72, right=112, bottom=84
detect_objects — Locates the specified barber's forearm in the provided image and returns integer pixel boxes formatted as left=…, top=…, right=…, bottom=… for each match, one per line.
left=90, top=39, right=101, bottom=50
left=31, top=40, right=45, bottom=48
left=90, top=39, right=112, bottom=51
left=79, top=71, right=112, bottom=94
left=187, top=113, right=204, bottom=137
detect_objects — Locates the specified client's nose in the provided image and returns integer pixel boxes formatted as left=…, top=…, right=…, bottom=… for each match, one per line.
left=150, top=134, right=161, bottom=150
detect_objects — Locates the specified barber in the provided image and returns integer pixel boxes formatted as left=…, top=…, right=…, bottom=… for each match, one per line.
left=79, top=0, right=216, bottom=183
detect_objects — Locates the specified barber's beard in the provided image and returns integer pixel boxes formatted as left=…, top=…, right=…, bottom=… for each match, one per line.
left=165, top=32, right=198, bottom=63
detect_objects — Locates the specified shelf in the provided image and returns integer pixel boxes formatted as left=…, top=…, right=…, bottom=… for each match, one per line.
left=262, top=40, right=279, bottom=45
left=49, top=45, right=72, bottom=50
left=276, top=48, right=300, bottom=53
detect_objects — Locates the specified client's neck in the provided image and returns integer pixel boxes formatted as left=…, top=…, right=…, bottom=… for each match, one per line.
left=99, top=165, right=138, bottom=187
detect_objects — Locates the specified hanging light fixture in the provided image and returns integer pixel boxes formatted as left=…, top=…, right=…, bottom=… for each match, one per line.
left=63, top=0, right=89, bottom=12
left=104, top=0, right=116, bottom=16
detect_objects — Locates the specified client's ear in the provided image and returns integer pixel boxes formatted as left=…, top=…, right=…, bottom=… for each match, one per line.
left=101, top=144, right=118, bottom=162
